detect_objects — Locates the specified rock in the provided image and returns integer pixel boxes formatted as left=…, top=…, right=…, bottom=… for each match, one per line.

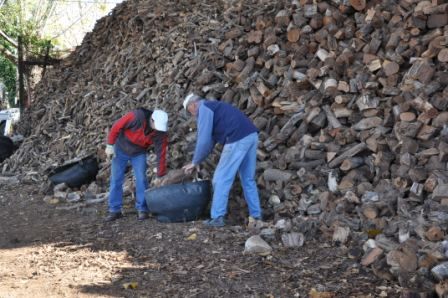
left=332, top=226, right=350, bottom=244
left=260, top=228, right=277, bottom=241
left=67, top=192, right=82, bottom=203
left=274, top=218, right=292, bottom=231
left=269, top=194, right=281, bottom=205
left=54, top=191, right=67, bottom=199
left=86, top=182, right=99, bottom=193
left=361, top=247, right=384, bottom=266
left=244, top=235, right=272, bottom=255
left=281, top=232, right=305, bottom=248
left=425, top=226, right=444, bottom=242
left=53, top=182, right=68, bottom=192
left=432, top=262, right=448, bottom=281
left=43, top=196, right=60, bottom=204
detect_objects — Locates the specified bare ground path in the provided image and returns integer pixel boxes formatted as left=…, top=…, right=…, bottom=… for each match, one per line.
left=0, top=183, right=400, bottom=297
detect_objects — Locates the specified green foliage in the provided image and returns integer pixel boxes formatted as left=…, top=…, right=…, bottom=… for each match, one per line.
left=0, top=55, right=16, bottom=104
left=0, top=0, right=55, bottom=57
left=0, top=0, right=55, bottom=106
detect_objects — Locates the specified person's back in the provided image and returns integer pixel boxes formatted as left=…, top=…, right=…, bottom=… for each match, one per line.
left=201, top=100, right=258, bottom=145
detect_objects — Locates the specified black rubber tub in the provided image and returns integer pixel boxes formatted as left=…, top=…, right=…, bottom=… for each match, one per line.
left=145, top=180, right=211, bottom=223
left=48, top=155, right=99, bottom=188
left=0, top=136, right=15, bottom=163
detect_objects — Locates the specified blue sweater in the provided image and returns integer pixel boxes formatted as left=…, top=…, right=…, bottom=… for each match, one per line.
left=192, top=100, right=258, bottom=165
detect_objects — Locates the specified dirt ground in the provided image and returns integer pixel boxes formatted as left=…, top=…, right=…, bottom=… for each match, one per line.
left=0, top=183, right=402, bottom=297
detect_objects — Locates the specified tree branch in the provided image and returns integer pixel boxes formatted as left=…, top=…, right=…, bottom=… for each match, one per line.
left=0, top=43, right=17, bottom=64
left=0, top=29, right=18, bottom=48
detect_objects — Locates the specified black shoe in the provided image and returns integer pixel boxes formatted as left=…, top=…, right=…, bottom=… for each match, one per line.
left=105, top=212, right=123, bottom=222
left=137, top=211, right=149, bottom=221
left=203, top=216, right=225, bottom=227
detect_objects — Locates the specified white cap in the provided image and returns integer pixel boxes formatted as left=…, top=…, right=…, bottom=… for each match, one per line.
left=151, top=110, right=168, bottom=132
left=183, top=93, right=200, bottom=110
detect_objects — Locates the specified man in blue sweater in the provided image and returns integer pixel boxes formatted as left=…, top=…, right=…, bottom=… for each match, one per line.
left=182, top=93, right=262, bottom=227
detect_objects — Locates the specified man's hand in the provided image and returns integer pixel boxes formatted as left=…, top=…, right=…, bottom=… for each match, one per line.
left=105, top=144, right=114, bottom=159
left=182, top=163, right=198, bottom=174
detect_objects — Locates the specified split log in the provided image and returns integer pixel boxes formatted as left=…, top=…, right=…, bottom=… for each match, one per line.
left=340, top=157, right=364, bottom=172
left=329, top=143, right=367, bottom=168
left=322, top=105, right=342, bottom=129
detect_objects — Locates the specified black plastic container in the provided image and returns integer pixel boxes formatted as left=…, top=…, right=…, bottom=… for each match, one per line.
left=0, top=136, right=15, bottom=163
left=145, top=180, right=211, bottom=223
left=48, top=155, right=99, bottom=188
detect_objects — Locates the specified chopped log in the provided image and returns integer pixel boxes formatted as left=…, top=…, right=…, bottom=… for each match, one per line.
left=399, top=112, right=416, bottom=122
left=247, top=30, right=263, bottom=44
left=362, top=204, right=378, bottom=219
left=316, top=48, right=330, bottom=62
left=333, top=106, right=353, bottom=118
left=353, top=117, right=382, bottom=130
left=263, top=169, right=293, bottom=182
left=304, top=149, right=325, bottom=160
left=290, top=160, right=325, bottom=170
left=322, top=105, right=342, bottom=129
left=305, top=107, right=321, bottom=124
left=404, top=59, right=435, bottom=84
left=417, top=124, right=437, bottom=141
left=256, top=81, right=271, bottom=97
left=438, top=48, right=448, bottom=63
left=324, top=78, right=338, bottom=95
left=263, top=111, right=305, bottom=152
left=424, top=176, right=438, bottom=193
left=423, top=3, right=448, bottom=14
left=340, top=157, right=364, bottom=172
left=333, top=226, right=350, bottom=244
left=382, top=60, right=400, bottom=76
left=427, top=14, right=448, bottom=28
left=349, top=0, right=366, bottom=11
left=329, top=143, right=367, bottom=168
left=275, top=10, right=290, bottom=27
left=287, top=27, right=301, bottom=43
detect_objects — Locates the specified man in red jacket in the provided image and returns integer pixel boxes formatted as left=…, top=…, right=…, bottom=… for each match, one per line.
left=105, top=108, right=168, bottom=221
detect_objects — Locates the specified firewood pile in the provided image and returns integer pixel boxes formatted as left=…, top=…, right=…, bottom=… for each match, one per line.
left=2, top=0, right=448, bottom=294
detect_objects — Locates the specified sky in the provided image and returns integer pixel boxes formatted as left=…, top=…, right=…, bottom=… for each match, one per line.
left=31, top=0, right=125, bottom=50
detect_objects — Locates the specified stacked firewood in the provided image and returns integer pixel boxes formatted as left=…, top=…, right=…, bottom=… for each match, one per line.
left=2, top=0, right=448, bottom=294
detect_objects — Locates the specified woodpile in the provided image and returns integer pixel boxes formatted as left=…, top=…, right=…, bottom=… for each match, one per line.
left=1, top=0, right=448, bottom=294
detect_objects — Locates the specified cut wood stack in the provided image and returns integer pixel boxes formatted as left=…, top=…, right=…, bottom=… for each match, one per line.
left=1, top=0, right=448, bottom=293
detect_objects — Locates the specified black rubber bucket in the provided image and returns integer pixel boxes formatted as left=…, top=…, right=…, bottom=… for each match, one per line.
left=0, top=136, right=15, bottom=163
left=145, top=180, right=211, bottom=223
left=48, top=155, right=99, bottom=188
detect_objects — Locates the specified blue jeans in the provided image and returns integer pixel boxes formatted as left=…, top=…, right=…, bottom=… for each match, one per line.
left=108, top=145, right=149, bottom=213
left=211, top=132, right=262, bottom=219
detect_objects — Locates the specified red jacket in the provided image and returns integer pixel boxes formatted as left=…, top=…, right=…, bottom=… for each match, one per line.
left=108, top=109, right=168, bottom=177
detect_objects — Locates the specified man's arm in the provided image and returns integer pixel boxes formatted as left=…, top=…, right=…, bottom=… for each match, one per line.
left=153, top=132, right=168, bottom=177
left=192, top=105, right=214, bottom=165
left=107, top=112, right=135, bottom=144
